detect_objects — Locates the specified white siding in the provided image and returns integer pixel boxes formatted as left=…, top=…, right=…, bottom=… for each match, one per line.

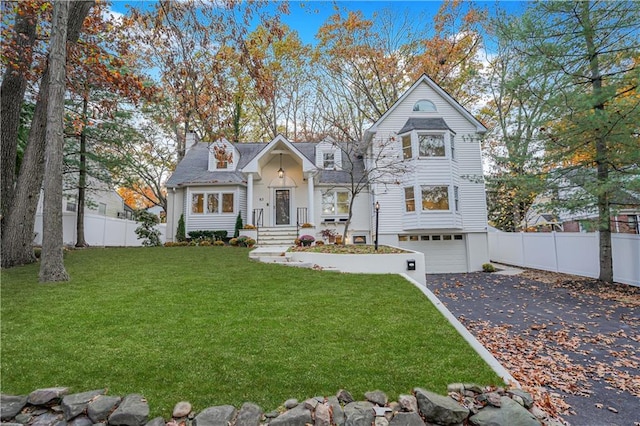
left=371, top=81, right=488, bottom=235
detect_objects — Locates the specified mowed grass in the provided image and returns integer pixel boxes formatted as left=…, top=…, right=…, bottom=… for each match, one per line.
left=1, top=247, right=499, bottom=417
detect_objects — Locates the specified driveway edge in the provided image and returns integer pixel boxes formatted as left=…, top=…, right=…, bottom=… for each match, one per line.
left=400, top=273, right=520, bottom=388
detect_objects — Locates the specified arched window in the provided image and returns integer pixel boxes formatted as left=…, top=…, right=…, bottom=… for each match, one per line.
left=413, top=99, right=437, bottom=112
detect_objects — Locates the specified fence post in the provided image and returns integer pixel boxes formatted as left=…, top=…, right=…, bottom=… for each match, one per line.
left=520, top=232, right=526, bottom=267
left=552, top=231, right=559, bottom=272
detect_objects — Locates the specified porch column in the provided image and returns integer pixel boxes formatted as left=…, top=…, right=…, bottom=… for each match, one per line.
left=307, top=172, right=314, bottom=224
left=247, top=173, right=254, bottom=225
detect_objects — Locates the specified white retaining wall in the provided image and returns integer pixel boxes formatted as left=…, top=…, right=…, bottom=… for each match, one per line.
left=488, top=232, right=639, bottom=286
left=34, top=212, right=167, bottom=247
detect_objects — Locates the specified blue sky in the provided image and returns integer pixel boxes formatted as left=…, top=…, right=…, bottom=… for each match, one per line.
left=110, top=1, right=527, bottom=46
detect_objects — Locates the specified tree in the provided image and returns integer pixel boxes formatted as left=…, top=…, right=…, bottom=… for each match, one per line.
left=512, top=0, right=640, bottom=282
left=480, top=11, right=557, bottom=231
left=133, top=210, right=162, bottom=247
left=1, top=0, right=94, bottom=269
left=1, top=0, right=39, bottom=223
left=39, top=0, right=70, bottom=282
left=326, top=136, right=412, bottom=244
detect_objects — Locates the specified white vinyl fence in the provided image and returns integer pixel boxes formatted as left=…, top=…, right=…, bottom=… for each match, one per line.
left=488, top=232, right=639, bottom=286
left=34, top=212, right=167, bottom=247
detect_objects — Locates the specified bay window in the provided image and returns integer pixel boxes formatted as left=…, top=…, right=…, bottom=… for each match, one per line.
left=418, top=134, right=445, bottom=157
left=192, top=191, right=234, bottom=214
left=421, top=186, right=449, bottom=210
left=404, top=187, right=415, bottom=212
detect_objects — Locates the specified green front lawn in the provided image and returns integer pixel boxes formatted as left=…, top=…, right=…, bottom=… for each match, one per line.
left=1, top=247, right=499, bottom=417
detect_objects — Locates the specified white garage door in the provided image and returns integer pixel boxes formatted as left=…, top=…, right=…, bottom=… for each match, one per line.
left=398, top=234, right=468, bottom=273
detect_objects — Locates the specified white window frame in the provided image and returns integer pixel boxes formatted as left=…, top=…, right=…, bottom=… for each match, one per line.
left=454, top=186, right=459, bottom=212
left=421, top=185, right=450, bottom=211
left=412, top=99, right=437, bottom=112
left=323, top=152, right=335, bottom=169
left=191, top=191, right=235, bottom=215
left=321, top=190, right=350, bottom=217
left=404, top=186, right=416, bottom=212
left=401, top=134, right=413, bottom=160
left=98, top=202, right=107, bottom=216
left=418, top=133, right=446, bottom=157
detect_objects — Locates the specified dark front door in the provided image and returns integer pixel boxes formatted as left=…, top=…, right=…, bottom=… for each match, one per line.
left=275, top=189, right=290, bottom=225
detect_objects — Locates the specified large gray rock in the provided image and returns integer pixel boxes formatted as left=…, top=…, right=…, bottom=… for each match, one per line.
left=30, top=411, right=64, bottom=426
left=327, top=397, right=344, bottom=426
left=344, top=401, right=374, bottom=426
left=146, top=417, right=166, bottom=426
left=67, top=415, right=92, bottom=426
left=469, top=397, right=540, bottom=426
left=87, top=395, right=121, bottom=423
left=283, top=399, right=298, bottom=410
left=389, top=412, right=425, bottom=426
left=62, top=389, right=106, bottom=420
left=364, top=391, right=387, bottom=407
left=28, top=388, right=69, bottom=406
left=314, top=403, right=330, bottom=426
left=414, top=388, right=469, bottom=425
left=193, top=406, right=237, bottom=426
left=236, top=402, right=262, bottom=426
left=1, top=395, right=28, bottom=420
left=269, top=405, right=312, bottom=426
left=108, top=394, right=149, bottom=426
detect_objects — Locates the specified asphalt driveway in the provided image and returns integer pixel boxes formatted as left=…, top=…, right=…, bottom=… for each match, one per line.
left=426, top=270, right=640, bottom=426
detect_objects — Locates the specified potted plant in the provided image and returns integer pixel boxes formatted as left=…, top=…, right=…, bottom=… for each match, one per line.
left=299, top=235, right=315, bottom=247
left=319, top=228, right=337, bottom=243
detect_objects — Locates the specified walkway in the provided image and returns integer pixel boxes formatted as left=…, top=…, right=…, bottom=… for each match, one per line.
left=427, top=270, right=640, bottom=426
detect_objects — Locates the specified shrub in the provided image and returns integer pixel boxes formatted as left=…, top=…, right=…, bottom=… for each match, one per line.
left=320, top=228, right=337, bottom=239
left=482, top=263, right=496, bottom=273
left=176, top=214, right=186, bottom=242
left=213, top=240, right=225, bottom=246
left=188, top=230, right=214, bottom=241
left=213, top=230, right=228, bottom=241
left=199, top=240, right=212, bottom=246
left=134, top=210, right=162, bottom=247
left=234, top=213, right=243, bottom=238
left=301, top=223, right=313, bottom=228
left=229, top=238, right=239, bottom=246
left=315, top=240, right=324, bottom=246
left=243, top=224, right=256, bottom=230
left=235, top=235, right=255, bottom=247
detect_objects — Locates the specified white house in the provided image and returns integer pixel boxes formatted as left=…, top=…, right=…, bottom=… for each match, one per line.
left=165, top=75, right=490, bottom=273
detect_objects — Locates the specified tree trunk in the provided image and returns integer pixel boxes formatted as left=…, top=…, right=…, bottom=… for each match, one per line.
left=75, top=90, right=89, bottom=247
left=1, top=1, right=94, bottom=269
left=581, top=1, right=613, bottom=283
left=40, top=0, right=71, bottom=282
left=1, top=4, right=37, bottom=230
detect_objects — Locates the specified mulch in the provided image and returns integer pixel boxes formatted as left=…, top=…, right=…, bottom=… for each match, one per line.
left=426, top=270, right=640, bottom=426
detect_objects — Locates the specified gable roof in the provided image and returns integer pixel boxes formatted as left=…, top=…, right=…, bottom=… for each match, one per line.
left=366, top=74, right=487, bottom=138
left=242, top=134, right=316, bottom=174
left=166, top=143, right=247, bottom=188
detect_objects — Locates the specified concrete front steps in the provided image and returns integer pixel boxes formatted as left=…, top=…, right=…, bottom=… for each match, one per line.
left=256, top=226, right=298, bottom=246
left=248, top=246, right=314, bottom=268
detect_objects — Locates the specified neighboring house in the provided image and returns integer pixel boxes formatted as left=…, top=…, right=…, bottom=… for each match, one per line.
left=525, top=172, right=640, bottom=234
left=165, top=75, right=490, bottom=273
left=37, top=174, right=131, bottom=219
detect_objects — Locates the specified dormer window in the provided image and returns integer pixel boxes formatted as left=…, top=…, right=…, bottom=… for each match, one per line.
left=413, top=99, right=437, bottom=112
left=323, top=152, right=335, bottom=169
left=213, top=144, right=233, bottom=169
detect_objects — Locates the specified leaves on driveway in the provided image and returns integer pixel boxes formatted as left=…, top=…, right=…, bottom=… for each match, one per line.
left=428, top=271, right=640, bottom=426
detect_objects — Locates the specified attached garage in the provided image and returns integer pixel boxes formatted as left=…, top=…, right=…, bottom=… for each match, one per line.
left=398, top=234, right=468, bottom=273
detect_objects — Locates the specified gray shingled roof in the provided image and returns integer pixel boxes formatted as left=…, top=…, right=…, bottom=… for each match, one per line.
left=166, top=140, right=365, bottom=188
left=398, top=118, right=453, bottom=134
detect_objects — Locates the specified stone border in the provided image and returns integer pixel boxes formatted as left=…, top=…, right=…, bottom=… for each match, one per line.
left=1, top=386, right=551, bottom=426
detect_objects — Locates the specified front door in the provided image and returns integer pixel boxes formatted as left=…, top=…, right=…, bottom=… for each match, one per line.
left=275, top=189, right=291, bottom=225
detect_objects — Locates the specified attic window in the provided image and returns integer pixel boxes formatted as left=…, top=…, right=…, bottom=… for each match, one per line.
left=213, top=144, right=233, bottom=169
left=413, top=100, right=437, bottom=112
left=323, top=152, right=335, bottom=169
